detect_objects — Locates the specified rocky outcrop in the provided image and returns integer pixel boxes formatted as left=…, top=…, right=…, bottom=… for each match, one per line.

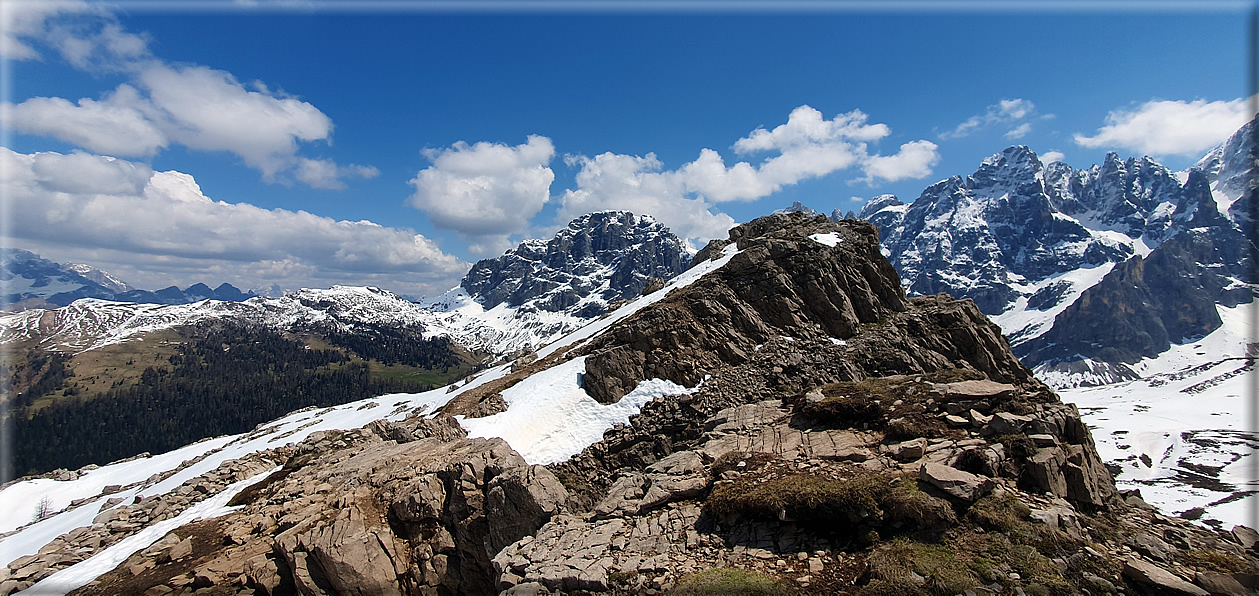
left=63, top=416, right=567, bottom=596
left=580, top=214, right=1040, bottom=405
left=0, top=453, right=279, bottom=592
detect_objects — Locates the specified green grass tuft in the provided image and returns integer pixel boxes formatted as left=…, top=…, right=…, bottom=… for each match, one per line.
left=669, top=568, right=794, bottom=596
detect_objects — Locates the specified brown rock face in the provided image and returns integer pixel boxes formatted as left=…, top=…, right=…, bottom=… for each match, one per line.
left=69, top=419, right=567, bottom=596
left=581, top=214, right=1038, bottom=405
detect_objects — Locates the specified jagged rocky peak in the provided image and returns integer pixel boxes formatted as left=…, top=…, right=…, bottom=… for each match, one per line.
left=64, top=262, right=132, bottom=293
left=857, top=194, right=903, bottom=220
left=1051, top=150, right=1188, bottom=241
left=876, top=145, right=1120, bottom=315
left=1194, top=114, right=1255, bottom=227
left=968, top=144, right=1043, bottom=191
left=855, top=194, right=907, bottom=242
left=459, top=211, right=690, bottom=317
left=1, top=248, right=256, bottom=310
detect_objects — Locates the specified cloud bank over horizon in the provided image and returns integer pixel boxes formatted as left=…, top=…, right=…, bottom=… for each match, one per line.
left=2, top=148, right=469, bottom=297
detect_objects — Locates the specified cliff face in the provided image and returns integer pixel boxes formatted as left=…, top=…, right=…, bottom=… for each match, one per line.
left=12, top=213, right=1257, bottom=596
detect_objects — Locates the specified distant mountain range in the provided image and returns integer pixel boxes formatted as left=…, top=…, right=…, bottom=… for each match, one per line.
left=0, top=211, right=692, bottom=357
left=858, top=117, right=1254, bottom=387
left=1, top=249, right=254, bottom=311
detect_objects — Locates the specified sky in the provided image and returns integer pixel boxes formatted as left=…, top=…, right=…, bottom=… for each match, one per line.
left=1, top=0, right=1254, bottom=298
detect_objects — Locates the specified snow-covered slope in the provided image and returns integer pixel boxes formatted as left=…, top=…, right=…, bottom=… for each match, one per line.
left=1060, top=304, right=1255, bottom=528
left=0, top=286, right=438, bottom=353
left=0, top=241, right=741, bottom=592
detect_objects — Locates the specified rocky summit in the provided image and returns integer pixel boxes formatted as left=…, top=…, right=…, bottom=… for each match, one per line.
left=460, top=211, right=690, bottom=319
left=4, top=213, right=1257, bottom=596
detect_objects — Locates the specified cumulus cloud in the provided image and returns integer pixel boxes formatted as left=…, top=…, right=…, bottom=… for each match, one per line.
left=554, top=106, right=938, bottom=244
left=1074, top=96, right=1258, bottom=157
left=1, top=0, right=148, bottom=70
left=29, top=151, right=153, bottom=195
left=139, top=64, right=334, bottom=179
left=1040, top=150, right=1066, bottom=165
left=733, top=106, right=890, bottom=153
left=408, top=135, right=556, bottom=255
left=2, top=6, right=371, bottom=190
left=942, top=98, right=1040, bottom=140
left=858, top=140, right=940, bottom=184
left=558, top=152, right=737, bottom=246
left=2, top=85, right=167, bottom=156
left=2, top=149, right=468, bottom=295
left=0, top=0, right=90, bottom=60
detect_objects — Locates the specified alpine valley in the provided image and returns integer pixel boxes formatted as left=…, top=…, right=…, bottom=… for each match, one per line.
left=0, top=123, right=1254, bottom=595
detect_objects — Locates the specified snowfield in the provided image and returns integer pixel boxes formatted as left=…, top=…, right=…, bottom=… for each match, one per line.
left=1057, top=303, right=1257, bottom=529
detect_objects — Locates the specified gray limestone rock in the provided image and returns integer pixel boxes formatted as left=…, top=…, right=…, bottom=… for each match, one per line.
left=917, top=462, right=994, bottom=502
left=1123, top=557, right=1210, bottom=596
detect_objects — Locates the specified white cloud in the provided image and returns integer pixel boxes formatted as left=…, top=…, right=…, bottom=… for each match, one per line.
left=997, top=99, right=1034, bottom=120
left=1074, top=96, right=1258, bottom=157
left=942, top=98, right=1040, bottom=140
left=1004, top=123, right=1032, bottom=140
left=858, top=140, right=940, bottom=184
left=733, top=106, right=889, bottom=153
left=2, top=149, right=467, bottom=296
left=0, top=0, right=148, bottom=69
left=47, top=19, right=149, bottom=70
left=3, top=7, right=372, bottom=190
left=1040, top=150, right=1066, bottom=165
left=138, top=64, right=333, bottom=180
left=294, top=158, right=379, bottom=190
left=0, top=0, right=89, bottom=60
left=555, top=105, right=938, bottom=244
left=29, top=151, right=153, bottom=195
left=1, top=85, right=167, bottom=156
left=408, top=135, right=556, bottom=254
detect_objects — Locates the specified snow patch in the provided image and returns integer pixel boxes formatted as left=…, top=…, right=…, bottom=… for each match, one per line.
left=459, top=357, right=700, bottom=465
left=808, top=232, right=843, bottom=247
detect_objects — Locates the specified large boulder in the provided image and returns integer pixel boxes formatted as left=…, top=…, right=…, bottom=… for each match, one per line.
left=918, top=462, right=995, bottom=502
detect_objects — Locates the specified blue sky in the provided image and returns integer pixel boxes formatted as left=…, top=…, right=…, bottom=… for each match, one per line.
left=2, top=1, right=1254, bottom=297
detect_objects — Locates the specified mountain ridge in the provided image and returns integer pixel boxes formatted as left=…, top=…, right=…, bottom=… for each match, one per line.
left=1, top=249, right=255, bottom=311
